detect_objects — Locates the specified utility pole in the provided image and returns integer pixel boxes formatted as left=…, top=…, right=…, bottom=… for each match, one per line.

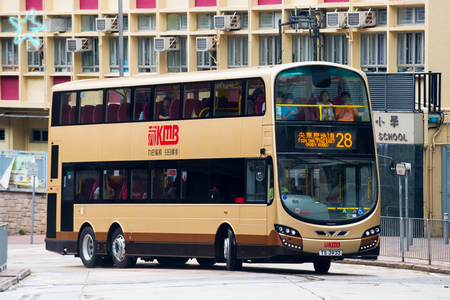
left=118, top=0, right=124, bottom=77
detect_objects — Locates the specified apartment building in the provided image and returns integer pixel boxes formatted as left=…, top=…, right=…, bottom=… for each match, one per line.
left=0, top=0, right=448, bottom=219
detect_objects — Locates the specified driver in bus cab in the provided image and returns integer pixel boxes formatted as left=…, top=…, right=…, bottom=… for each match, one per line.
left=269, top=178, right=289, bottom=201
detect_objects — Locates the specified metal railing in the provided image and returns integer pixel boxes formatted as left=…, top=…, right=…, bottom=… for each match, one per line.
left=0, top=223, right=7, bottom=271
left=381, top=216, right=450, bottom=264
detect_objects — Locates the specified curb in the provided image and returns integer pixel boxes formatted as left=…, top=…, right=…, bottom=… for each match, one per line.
left=0, top=269, right=31, bottom=292
left=337, top=259, right=450, bottom=275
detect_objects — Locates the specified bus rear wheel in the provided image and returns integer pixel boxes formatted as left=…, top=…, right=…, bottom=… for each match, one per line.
left=224, top=228, right=242, bottom=271
left=111, top=228, right=136, bottom=268
left=79, top=227, right=101, bottom=268
left=313, top=258, right=331, bottom=273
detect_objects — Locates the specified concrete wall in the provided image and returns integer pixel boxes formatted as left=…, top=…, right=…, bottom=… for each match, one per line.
left=0, top=191, right=46, bottom=236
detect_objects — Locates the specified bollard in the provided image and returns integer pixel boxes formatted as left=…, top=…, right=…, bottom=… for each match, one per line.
left=0, top=223, right=7, bottom=271
left=445, top=213, right=449, bottom=245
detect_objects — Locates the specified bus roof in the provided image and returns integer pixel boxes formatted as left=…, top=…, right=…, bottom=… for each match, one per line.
left=52, top=62, right=365, bottom=93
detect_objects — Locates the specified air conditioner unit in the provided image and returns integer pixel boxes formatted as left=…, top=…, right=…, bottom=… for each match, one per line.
left=96, top=17, right=118, bottom=32
left=214, top=15, right=241, bottom=31
left=326, top=12, right=347, bottom=28
left=43, top=19, right=66, bottom=32
left=196, top=37, right=216, bottom=52
left=66, top=38, right=92, bottom=52
left=347, top=11, right=377, bottom=28
left=154, top=37, right=179, bottom=52
left=26, top=39, right=43, bottom=52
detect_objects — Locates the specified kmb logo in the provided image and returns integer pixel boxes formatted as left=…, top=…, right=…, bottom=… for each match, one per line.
left=324, top=242, right=341, bottom=248
left=148, top=125, right=179, bottom=146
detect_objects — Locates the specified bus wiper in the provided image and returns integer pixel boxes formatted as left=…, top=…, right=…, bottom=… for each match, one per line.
left=316, top=153, right=355, bottom=165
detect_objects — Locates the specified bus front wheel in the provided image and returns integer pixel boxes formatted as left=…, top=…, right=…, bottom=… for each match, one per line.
left=313, top=258, right=331, bottom=273
left=224, top=229, right=242, bottom=271
left=79, top=227, right=101, bottom=268
left=111, top=228, right=136, bottom=268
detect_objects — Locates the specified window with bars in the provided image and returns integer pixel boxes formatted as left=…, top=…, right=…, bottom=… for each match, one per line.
left=28, top=51, right=44, bottom=72
left=398, top=7, right=425, bottom=25
left=27, top=16, right=43, bottom=32
left=167, top=37, right=187, bottom=73
left=397, top=32, right=424, bottom=72
left=1, top=17, right=17, bottom=32
left=2, top=38, right=19, bottom=71
left=325, top=34, right=348, bottom=65
left=82, top=38, right=99, bottom=73
left=259, top=36, right=280, bottom=66
left=292, top=35, right=314, bottom=62
left=32, top=129, right=48, bottom=142
left=81, top=15, right=96, bottom=31
left=227, top=36, right=248, bottom=68
left=109, top=37, right=129, bottom=73
left=197, top=50, right=217, bottom=71
left=138, top=37, right=157, bottom=73
left=360, top=33, right=387, bottom=73
left=378, top=9, right=387, bottom=26
left=259, top=12, right=281, bottom=28
left=54, top=38, right=72, bottom=72
left=138, top=15, right=156, bottom=31
left=197, top=13, right=214, bottom=30
left=167, top=13, right=188, bottom=31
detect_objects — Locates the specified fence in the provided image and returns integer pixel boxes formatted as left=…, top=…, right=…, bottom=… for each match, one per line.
left=380, top=216, right=450, bottom=264
left=0, top=223, right=7, bottom=271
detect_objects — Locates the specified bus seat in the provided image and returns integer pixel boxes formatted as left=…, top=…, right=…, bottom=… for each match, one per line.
left=80, top=105, right=94, bottom=124
left=79, top=178, right=96, bottom=200
left=61, top=104, right=70, bottom=125
left=255, top=94, right=265, bottom=115
left=93, top=104, right=103, bottom=123
left=155, top=101, right=164, bottom=118
left=134, top=102, right=143, bottom=121
left=68, top=106, right=76, bottom=124
left=117, top=103, right=130, bottom=122
left=333, top=96, right=343, bottom=105
left=184, top=99, right=198, bottom=118
left=169, top=99, right=180, bottom=119
left=120, top=181, right=127, bottom=200
left=143, top=101, right=151, bottom=121
left=89, top=181, right=99, bottom=199
left=107, top=104, right=119, bottom=122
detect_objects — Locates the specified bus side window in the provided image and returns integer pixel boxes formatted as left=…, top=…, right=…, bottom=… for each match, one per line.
left=246, top=78, right=265, bottom=116
left=214, top=80, right=243, bottom=117
left=210, top=159, right=244, bottom=204
left=134, top=87, right=152, bottom=121
left=75, top=168, right=100, bottom=201
left=58, top=92, right=77, bottom=125
left=155, top=84, right=181, bottom=120
left=246, top=160, right=267, bottom=203
left=80, top=90, right=103, bottom=124
left=183, top=82, right=211, bottom=119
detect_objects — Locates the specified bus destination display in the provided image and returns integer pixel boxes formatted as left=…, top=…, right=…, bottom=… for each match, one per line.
left=295, top=129, right=356, bottom=150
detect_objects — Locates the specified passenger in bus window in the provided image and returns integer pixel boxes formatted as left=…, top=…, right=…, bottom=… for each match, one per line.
left=93, top=181, right=116, bottom=200
left=158, top=97, right=171, bottom=120
left=275, top=91, right=285, bottom=120
left=316, top=90, right=335, bottom=121
left=281, top=93, right=298, bottom=120
left=248, top=88, right=263, bottom=115
left=131, top=175, right=147, bottom=199
left=335, top=92, right=359, bottom=121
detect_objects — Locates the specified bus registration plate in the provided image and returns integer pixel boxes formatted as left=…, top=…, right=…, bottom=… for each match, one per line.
left=319, top=250, right=342, bottom=256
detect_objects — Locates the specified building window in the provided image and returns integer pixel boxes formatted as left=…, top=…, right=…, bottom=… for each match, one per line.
left=109, top=37, right=128, bottom=73
left=82, top=38, right=99, bottom=73
left=32, top=129, right=48, bottom=142
left=292, top=35, right=314, bottom=62
left=138, top=37, right=157, bottom=73
left=197, top=51, right=216, bottom=71
left=167, top=13, right=187, bottom=31
left=81, top=15, right=96, bottom=31
left=227, top=36, right=248, bottom=68
left=1, top=38, right=19, bottom=71
left=0, top=129, right=5, bottom=141
left=138, top=15, right=156, bottom=31
left=197, top=13, right=214, bottom=30
left=378, top=9, right=387, bottom=26
left=167, top=37, right=187, bottom=73
left=27, top=16, right=43, bottom=31
left=1, top=17, right=16, bottom=32
left=259, top=12, right=281, bottom=28
left=259, top=36, right=280, bottom=65
left=28, top=51, right=44, bottom=72
left=325, top=34, right=348, bottom=65
left=361, top=33, right=386, bottom=73
left=54, top=38, right=72, bottom=72
left=398, top=7, right=425, bottom=25
left=397, top=32, right=424, bottom=72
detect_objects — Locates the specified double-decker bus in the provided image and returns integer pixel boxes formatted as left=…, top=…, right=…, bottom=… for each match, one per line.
left=46, top=62, right=380, bottom=273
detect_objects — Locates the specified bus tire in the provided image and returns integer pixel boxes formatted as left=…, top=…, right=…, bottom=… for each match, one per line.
left=196, top=258, right=216, bottom=267
left=79, top=227, right=101, bottom=268
left=224, top=228, right=242, bottom=271
left=111, top=228, right=136, bottom=268
left=313, top=258, right=331, bottom=273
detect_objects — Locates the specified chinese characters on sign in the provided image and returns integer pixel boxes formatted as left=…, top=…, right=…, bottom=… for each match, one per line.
left=375, top=113, right=408, bottom=143
left=148, top=125, right=179, bottom=157
left=296, top=130, right=356, bottom=149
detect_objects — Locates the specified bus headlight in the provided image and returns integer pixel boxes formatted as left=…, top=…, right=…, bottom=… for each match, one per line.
left=275, top=224, right=302, bottom=251
left=275, top=225, right=301, bottom=237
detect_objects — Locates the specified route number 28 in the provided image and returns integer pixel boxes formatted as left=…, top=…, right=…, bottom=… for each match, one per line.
left=336, top=132, right=353, bottom=148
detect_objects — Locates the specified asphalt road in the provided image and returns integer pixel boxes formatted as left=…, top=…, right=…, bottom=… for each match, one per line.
left=2, top=240, right=450, bottom=300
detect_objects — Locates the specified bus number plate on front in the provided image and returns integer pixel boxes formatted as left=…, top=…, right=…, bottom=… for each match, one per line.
left=319, top=250, right=342, bottom=256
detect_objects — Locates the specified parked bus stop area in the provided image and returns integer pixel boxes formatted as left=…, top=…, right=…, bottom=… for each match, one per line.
left=1, top=234, right=450, bottom=292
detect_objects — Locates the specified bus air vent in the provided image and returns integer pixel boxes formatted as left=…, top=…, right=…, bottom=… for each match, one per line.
left=314, top=230, right=328, bottom=236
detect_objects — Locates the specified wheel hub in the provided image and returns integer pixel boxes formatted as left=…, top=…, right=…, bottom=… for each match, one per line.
left=112, top=234, right=126, bottom=261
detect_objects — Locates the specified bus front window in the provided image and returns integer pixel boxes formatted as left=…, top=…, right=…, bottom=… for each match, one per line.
left=277, top=156, right=377, bottom=224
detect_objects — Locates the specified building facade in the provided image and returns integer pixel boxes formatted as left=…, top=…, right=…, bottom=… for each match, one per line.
left=0, top=0, right=449, bottom=220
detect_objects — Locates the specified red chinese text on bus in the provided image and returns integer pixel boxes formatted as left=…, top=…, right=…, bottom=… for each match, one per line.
left=148, top=125, right=179, bottom=146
